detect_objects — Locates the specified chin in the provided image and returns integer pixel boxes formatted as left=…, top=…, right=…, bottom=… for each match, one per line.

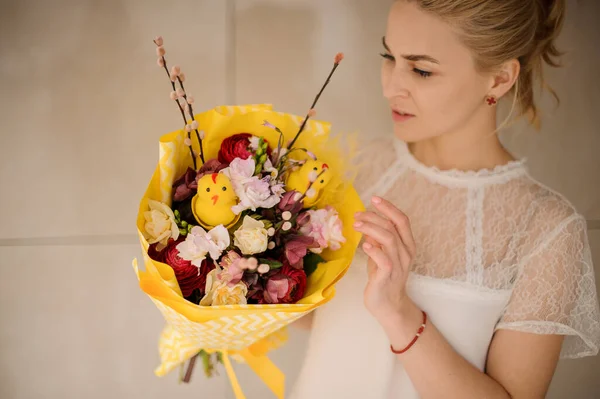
left=392, top=125, right=425, bottom=143
left=393, top=123, right=446, bottom=144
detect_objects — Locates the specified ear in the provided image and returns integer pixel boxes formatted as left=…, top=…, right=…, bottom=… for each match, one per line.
left=489, top=59, right=520, bottom=99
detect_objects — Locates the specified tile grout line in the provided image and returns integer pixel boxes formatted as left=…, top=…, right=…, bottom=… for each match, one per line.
left=225, top=0, right=236, bottom=105
left=1, top=219, right=599, bottom=247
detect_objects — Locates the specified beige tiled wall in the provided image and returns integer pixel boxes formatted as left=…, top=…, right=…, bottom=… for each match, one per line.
left=0, top=1, right=598, bottom=398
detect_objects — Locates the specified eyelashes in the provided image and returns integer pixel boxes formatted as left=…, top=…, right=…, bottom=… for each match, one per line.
left=379, top=53, right=432, bottom=78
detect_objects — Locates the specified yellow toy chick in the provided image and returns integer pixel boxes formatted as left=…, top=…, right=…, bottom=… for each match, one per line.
left=285, top=159, right=332, bottom=208
left=192, top=172, right=240, bottom=229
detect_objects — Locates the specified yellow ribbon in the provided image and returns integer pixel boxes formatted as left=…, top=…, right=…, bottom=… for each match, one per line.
left=204, top=348, right=285, bottom=399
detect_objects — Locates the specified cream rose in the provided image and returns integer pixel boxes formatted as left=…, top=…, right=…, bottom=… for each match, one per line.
left=233, top=216, right=269, bottom=255
left=200, top=269, right=248, bottom=306
left=144, top=199, right=179, bottom=249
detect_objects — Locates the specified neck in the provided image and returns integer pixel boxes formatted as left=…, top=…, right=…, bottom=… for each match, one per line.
left=407, top=110, right=514, bottom=172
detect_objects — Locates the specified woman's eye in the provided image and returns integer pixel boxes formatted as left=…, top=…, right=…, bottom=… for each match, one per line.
left=413, top=68, right=432, bottom=78
left=379, top=52, right=395, bottom=61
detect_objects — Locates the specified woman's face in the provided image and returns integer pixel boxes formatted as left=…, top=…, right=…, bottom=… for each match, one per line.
left=381, top=1, right=492, bottom=143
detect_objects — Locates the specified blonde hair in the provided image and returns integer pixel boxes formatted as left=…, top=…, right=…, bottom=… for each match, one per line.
left=408, top=0, right=566, bottom=128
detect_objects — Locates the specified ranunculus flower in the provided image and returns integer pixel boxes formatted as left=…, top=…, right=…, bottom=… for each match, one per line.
left=284, top=235, right=317, bottom=268
left=176, top=225, right=230, bottom=267
left=262, top=265, right=307, bottom=304
left=200, top=269, right=248, bottom=306
left=144, top=200, right=179, bottom=250
left=163, top=238, right=214, bottom=298
left=234, top=216, right=269, bottom=255
left=218, top=133, right=252, bottom=164
left=299, top=206, right=346, bottom=253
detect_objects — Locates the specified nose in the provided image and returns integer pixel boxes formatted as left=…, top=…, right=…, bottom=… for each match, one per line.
left=382, top=66, right=410, bottom=100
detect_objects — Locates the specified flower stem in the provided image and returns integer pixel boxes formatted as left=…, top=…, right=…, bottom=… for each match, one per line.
left=287, top=60, right=341, bottom=150
left=177, top=76, right=206, bottom=164
left=154, top=39, right=197, bottom=170
left=298, top=168, right=328, bottom=203
left=182, top=353, right=199, bottom=383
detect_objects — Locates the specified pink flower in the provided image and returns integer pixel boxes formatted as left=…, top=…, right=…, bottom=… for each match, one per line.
left=176, top=88, right=185, bottom=97
left=179, top=73, right=186, bottom=82
left=156, top=46, right=166, bottom=57
left=219, top=251, right=245, bottom=286
left=262, top=265, right=307, bottom=304
left=334, top=52, right=344, bottom=64
left=171, top=65, right=181, bottom=76
left=169, top=91, right=178, bottom=100
left=299, top=206, right=346, bottom=253
left=264, top=278, right=289, bottom=304
left=278, top=190, right=303, bottom=213
left=284, top=235, right=317, bottom=269
left=154, top=36, right=164, bottom=46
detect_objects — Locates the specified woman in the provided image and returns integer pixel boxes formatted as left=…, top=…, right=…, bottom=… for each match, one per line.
left=290, top=1, right=600, bottom=398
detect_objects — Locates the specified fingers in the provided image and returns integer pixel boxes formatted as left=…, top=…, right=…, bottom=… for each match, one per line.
left=354, top=219, right=397, bottom=254
left=363, top=242, right=392, bottom=279
left=371, top=196, right=416, bottom=258
left=355, top=211, right=397, bottom=235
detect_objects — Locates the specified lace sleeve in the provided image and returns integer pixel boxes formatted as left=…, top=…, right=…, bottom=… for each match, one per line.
left=495, top=214, right=600, bottom=358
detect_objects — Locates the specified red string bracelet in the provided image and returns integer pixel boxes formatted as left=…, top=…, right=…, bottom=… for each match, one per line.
left=390, top=310, right=427, bottom=354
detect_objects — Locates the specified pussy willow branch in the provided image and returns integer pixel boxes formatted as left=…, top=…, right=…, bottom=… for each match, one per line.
left=287, top=61, right=341, bottom=150
left=177, top=76, right=205, bottom=164
left=154, top=39, right=197, bottom=170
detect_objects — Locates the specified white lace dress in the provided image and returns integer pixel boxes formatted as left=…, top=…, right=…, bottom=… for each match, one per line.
left=289, top=137, right=600, bottom=399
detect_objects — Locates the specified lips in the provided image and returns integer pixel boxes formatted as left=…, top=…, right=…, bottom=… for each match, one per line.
left=392, top=108, right=414, bottom=116
left=391, top=109, right=415, bottom=122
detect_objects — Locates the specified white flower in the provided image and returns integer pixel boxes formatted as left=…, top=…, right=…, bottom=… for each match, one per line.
left=248, top=136, right=261, bottom=151
left=222, top=157, right=282, bottom=214
left=176, top=225, right=230, bottom=267
left=300, top=206, right=346, bottom=253
left=200, top=269, right=248, bottom=306
left=143, top=200, right=179, bottom=250
left=234, top=216, right=269, bottom=255
left=263, top=158, right=279, bottom=179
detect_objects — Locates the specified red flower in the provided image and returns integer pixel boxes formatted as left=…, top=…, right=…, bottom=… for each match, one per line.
left=148, top=242, right=166, bottom=263
left=163, top=239, right=215, bottom=298
left=218, top=133, right=253, bottom=164
left=262, top=265, right=307, bottom=304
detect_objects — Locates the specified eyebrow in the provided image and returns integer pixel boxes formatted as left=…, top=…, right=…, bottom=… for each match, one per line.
left=382, top=36, right=441, bottom=65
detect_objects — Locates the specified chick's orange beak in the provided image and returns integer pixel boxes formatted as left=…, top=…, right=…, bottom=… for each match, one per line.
left=211, top=195, right=219, bottom=205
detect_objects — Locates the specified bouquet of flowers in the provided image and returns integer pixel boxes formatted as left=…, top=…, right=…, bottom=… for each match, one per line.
left=133, top=36, right=363, bottom=399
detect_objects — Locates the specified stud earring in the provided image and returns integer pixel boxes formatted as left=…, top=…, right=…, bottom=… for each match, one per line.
left=486, top=95, right=497, bottom=106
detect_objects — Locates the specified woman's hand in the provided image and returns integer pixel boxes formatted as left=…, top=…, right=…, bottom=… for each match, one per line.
left=353, top=196, right=417, bottom=327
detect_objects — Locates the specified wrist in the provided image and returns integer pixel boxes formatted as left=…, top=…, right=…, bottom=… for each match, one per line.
left=380, top=298, right=424, bottom=345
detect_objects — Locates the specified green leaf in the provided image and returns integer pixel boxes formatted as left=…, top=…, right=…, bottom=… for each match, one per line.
left=304, top=253, right=325, bottom=277
left=258, top=258, right=283, bottom=269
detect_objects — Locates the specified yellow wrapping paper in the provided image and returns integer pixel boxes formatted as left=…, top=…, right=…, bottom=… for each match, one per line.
left=134, top=104, right=364, bottom=398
